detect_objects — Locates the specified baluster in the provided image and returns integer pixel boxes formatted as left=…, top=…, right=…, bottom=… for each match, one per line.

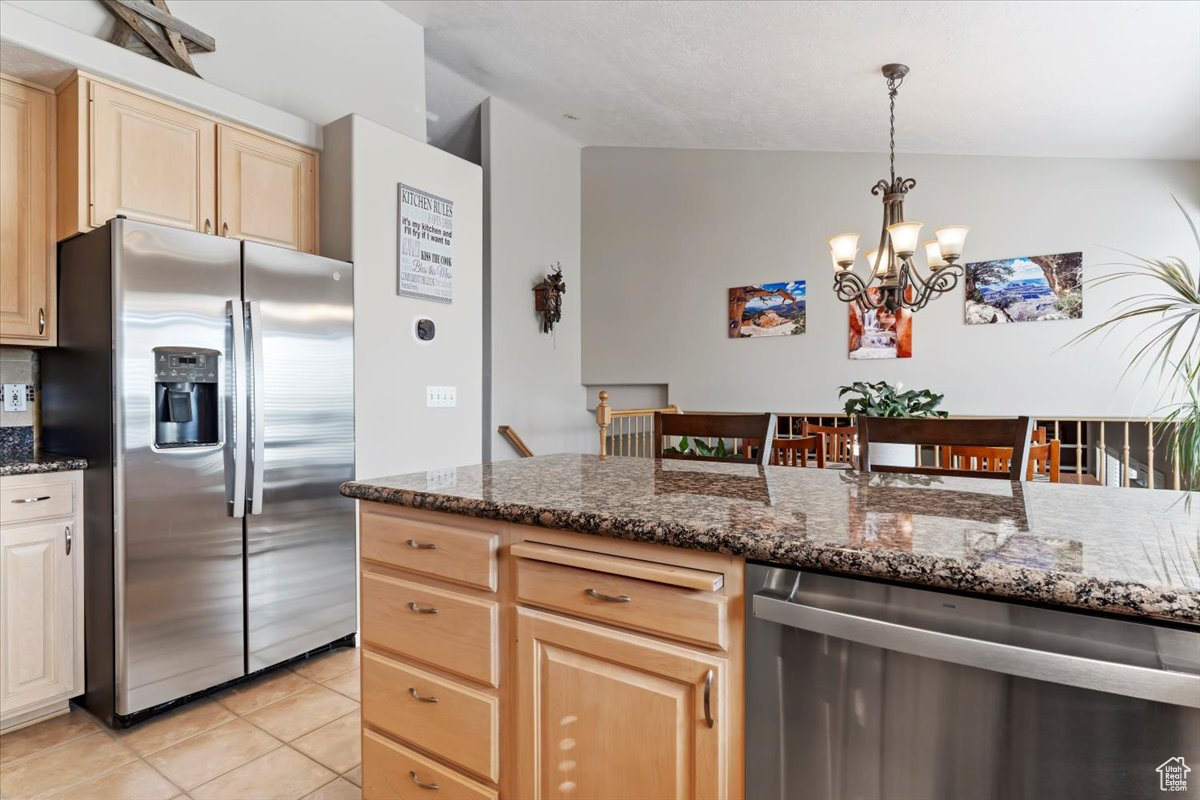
left=1075, top=420, right=1082, bottom=480
left=1122, top=421, right=1130, bottom=488
left=1146, top=420, right=1155, bottom=490
left=1098, top=420, right=1106, bottom=485
left=596, top=390, right=610, bottom=458
left=1173, top=421, right=1181, bottom=490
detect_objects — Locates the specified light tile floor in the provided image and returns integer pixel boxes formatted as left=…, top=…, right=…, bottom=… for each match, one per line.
left=0, top=646, right=361, bottom=800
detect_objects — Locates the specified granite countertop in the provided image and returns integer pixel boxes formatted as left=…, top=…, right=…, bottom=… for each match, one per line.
left=0, top=447, right=88, bottom=476
left=341, top=454, right=1200, bottom=626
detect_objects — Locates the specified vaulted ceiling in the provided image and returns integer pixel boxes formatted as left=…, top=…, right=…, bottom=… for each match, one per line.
left=390, top=0, right=1200, bottom=159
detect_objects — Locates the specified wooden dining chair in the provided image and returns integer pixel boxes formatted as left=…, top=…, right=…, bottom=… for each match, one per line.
left=801, top=421, right=856, bottom=468
left=941, top=440, right=1062, bottom=482
left=654, top=412, right=777, bottom=467
left=742, top=434, right=827, bottom=468
left=856, top=416, right=1035, bottom=480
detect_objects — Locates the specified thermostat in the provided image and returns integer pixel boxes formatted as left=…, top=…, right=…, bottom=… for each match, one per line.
left=413, top=317, right=436, bottom=344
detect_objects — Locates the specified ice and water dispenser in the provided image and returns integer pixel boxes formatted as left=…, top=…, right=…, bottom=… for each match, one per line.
left=154, top=347, right=219, bottom=447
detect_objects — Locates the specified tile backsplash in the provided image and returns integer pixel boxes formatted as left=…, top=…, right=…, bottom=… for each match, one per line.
left=0, top=347, right=39, bottom=446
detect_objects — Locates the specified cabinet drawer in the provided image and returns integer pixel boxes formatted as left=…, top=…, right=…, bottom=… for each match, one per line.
left=364, top=728, right=497, bottom=800
left=362, top=651, right=498, bottom=782
left=361, top=511, right=498, bottom=591
left=0, top=478, right=74, bottom=524
left=515, top=553, right=729, bottom=650
left=362, top=573, right=498, bottom=687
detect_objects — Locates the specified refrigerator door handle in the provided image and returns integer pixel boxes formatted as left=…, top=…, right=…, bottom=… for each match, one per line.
left=248, top=300, right=266, bottom=515
left=227, top=300, right=249, bottom=518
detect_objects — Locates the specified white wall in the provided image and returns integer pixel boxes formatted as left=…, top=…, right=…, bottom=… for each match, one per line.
left=1, top=0, right=426, bottom=144
left=323, top=115, right=483, bottom=479
left=582, top=148, right=1200, bottom=418
left=482, top=97, right=592, bottom=460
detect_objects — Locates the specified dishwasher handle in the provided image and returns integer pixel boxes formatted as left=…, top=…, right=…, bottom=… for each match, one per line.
left=753, top=592, right=1200, bottom=710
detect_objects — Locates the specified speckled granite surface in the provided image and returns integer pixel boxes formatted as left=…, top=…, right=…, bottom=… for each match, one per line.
left=342, top=454, right=1200, bottom=625
left=0, top=445, right=88, bottom=476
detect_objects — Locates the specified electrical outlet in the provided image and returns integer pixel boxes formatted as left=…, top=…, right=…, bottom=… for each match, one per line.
left=426, top=385, right=457, bottom=408
left=3, top=384, right=28, bottom=412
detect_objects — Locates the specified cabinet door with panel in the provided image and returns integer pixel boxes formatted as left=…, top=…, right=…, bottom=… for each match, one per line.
left=0, top=77, right=54, bottom=344
left=515, top=608, right=731, bottom=800
left=90, top=81, right=215, bottom=233
left=0, top=520, right=77, bottom=716
left=218, top=125, right=316, bottom=252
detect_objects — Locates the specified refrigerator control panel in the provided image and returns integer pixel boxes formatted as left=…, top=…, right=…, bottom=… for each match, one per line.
left=154, top=348, right=219, bottom=383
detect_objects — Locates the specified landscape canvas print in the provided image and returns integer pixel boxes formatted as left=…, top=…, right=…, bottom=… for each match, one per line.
left=848, top=288, right=912, bottom=359
left=964, top=251, right=1083, bottom=324
left=728, top=281, right=806, bottom=338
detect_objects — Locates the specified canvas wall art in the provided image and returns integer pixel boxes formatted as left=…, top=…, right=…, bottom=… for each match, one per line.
left=848, top=288, right=912, bottom=359
left=728, top=281, right=806, bottom=338
left=964, top=251, right=1083, bottom=324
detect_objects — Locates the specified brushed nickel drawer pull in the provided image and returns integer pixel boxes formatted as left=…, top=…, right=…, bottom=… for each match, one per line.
left=204, top=218, right=212, bottom=234
left=703, top=668, right=715, bottom=728
left=222, top=221, right=229, bottom=237
left=407, top=602, right=439, bottom=614
left=406, top=539, right=437, bottom=550
left=585, top=588, right=631, bottom=603
left=409, top=771, right=439, bottom=790
left=38, top=307, right=45, bottom=334
left=408, top=687, right=439, bottom=703
left=65, top=526, right=73, bottom=556
left=11, top=496, right=51, bottom=504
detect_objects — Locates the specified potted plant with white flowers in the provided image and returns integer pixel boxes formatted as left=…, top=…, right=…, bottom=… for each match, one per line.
left=838, top=380, right=948, bottom=467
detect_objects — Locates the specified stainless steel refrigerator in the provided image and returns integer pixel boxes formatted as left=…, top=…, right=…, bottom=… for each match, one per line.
left=42, top=218, right=355, bottom=726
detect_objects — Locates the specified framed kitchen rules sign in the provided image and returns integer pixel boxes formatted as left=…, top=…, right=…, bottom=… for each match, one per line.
left=398, top=183, right=454, bottom=303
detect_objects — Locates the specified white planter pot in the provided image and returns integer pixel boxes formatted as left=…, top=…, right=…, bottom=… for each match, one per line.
left=868, top=441, right=917, bottom=469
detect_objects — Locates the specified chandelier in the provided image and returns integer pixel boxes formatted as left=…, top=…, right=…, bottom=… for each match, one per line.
left=828, top=64, right=969, bottom=313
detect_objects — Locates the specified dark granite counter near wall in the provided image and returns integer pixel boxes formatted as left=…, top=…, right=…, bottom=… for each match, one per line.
left=341, top=453, right=1200, bottom=626
left=0, top=445, right=88, bottom=476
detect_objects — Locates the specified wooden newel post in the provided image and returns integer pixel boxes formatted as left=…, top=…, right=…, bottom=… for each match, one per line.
left=596, top=390, right=611, bottom=459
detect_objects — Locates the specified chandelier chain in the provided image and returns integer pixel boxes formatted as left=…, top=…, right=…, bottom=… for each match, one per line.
left=886, top=74, right=902, bottom=185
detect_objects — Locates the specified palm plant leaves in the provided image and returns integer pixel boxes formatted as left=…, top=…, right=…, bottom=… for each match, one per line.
left=1068, top=197, right=1200, bottom=386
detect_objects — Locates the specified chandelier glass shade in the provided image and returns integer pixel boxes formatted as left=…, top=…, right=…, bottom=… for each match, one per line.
left=830, top=64, right=969, bottom=313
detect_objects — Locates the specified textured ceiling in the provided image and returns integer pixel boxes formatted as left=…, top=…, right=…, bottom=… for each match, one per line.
left=389, top=0, right=1200, bottom=159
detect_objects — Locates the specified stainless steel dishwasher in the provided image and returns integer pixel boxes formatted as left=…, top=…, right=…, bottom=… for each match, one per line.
left=746, top=563, right=1200, bottom=800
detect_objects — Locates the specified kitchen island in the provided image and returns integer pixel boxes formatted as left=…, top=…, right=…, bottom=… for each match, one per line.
left=341, top=454, right=1199, bottom=799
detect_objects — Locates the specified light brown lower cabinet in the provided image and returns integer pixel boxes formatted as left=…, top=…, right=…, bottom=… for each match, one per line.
left=514, top=608, right=731, bottom=799
left=358, top=503, right=744, bottom=800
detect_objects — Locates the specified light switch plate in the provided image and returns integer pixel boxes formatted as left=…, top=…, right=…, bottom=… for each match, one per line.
left=3, top=384, right=28, bottom=412
left=426, top=385, right=457, bottom=408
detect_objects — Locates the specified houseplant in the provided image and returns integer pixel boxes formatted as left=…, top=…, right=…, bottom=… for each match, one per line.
left=1069, top=197, right=1199, bottom=494
left=838, top=380, right=948, bottom=467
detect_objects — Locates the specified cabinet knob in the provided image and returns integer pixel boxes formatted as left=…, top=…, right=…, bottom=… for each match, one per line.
left=585, top=588, right=631, bottom=603
left=204, top=218, right=212, bottom=234
left=406, top=539, right=437, bottom=550
left=407, top=687, right=439, bottom=704
left=65, top=525, right=73, bottom=556
left=38, top=307, right=45, bottom=334
left=407, top=602, right=439, bottom=615
left=222, top=222, right=229, bottom=237
left=409, top=771, right=439, bottom=791
left=703, top=668, right=714, bottom=728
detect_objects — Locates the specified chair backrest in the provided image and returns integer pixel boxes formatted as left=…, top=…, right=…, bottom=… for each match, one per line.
left=940, top=439, right=1061, bottom=482
left=856, top=416, right=1035, bottom=480
left=801, top=421, right=856, bottom=465
left=654, top=412, right=777, bottom=466
left=742, top=434, right=827, bottom=468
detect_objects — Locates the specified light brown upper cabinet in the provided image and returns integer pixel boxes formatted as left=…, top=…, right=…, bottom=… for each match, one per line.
left=89, top=81, right=215, bottom=234
left=218, top=126, right=316, bottom=253
left=57, top=72, right=317, bottom=252
left=1, top=77, right=55, bottom=346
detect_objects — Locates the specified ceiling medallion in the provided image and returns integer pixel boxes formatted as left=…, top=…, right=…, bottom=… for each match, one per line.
left=828, top=64, right=969, bottom=313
